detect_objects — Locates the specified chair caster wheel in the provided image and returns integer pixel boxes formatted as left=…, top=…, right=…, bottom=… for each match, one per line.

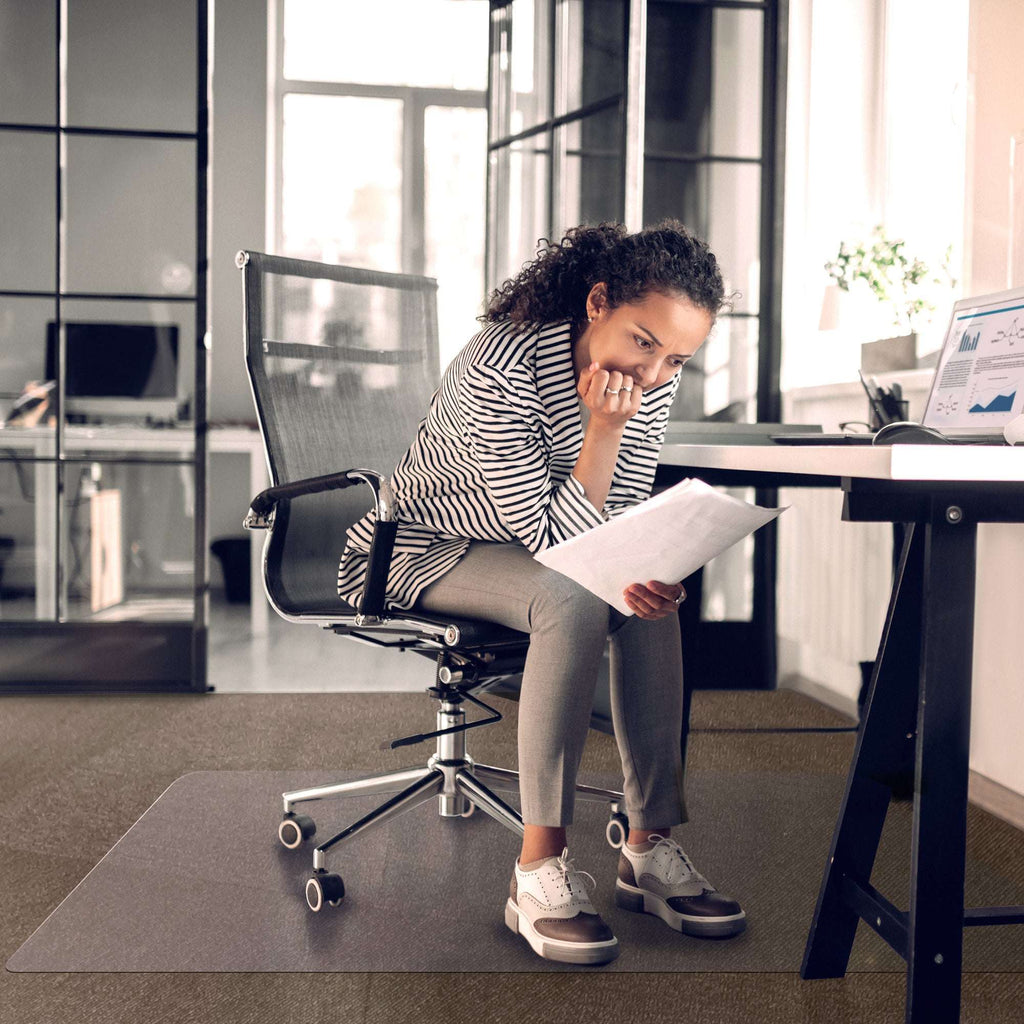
left=305, top=872, right=345, bottom=911
left=279, top=814, right=316, bottom=849
left=606, top=811, right=629, bottom=849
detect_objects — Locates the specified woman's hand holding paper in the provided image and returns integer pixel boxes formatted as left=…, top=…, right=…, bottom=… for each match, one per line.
left=623, top=580, right=686, bottom=620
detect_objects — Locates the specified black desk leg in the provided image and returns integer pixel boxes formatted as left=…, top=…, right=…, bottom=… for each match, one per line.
left=906, top=515, right=976, bottom=1020
left=802, top=524, right=925, bottom=978
left=803, top=515, right=977, bottom=1024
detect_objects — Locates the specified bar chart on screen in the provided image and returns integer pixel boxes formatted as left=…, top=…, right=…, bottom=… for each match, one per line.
left=958, top=330, right=980, bottom=352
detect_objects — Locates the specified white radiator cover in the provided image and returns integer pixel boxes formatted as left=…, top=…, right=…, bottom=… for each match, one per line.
left=777, top=374, right=925, bottom=712
left=777, top=487, right=892, bottom=713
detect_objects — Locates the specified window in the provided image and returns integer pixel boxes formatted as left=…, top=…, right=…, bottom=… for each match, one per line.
left=487, top=0, right=782, bottom=428
left=781, top=0, right=969, bottom=390
left=271, top=0, right=490, bottom=366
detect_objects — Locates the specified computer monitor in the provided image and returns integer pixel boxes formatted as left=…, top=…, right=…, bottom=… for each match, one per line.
left=45, top=321, right=181, bottom=422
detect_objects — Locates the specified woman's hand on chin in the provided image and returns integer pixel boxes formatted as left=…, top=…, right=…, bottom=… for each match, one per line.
left=578, top=361, right=642, bottom=428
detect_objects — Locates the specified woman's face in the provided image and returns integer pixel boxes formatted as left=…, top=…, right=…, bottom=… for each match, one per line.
left=574, top=284, right=713, bottom=392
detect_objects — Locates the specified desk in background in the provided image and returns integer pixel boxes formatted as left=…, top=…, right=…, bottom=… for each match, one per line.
left=660, top=441, right=1024, bottom=1024
left=0, top=425, right=269, bottom=636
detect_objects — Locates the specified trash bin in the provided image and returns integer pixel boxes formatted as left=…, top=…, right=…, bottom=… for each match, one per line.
left=210, top=537, right=251, bottom=603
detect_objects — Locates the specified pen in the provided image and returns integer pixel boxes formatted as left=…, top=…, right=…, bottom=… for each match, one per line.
left=858, top=371, right=890, bottom=427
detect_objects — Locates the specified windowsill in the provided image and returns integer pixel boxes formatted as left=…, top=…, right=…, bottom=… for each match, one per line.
left=782, top=366, right=935, bottom=402
left=781, top=367, right=936, bottom=429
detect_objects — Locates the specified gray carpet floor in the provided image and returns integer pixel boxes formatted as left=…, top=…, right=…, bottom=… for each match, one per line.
left=1, top=690, right=1021, bottom=1022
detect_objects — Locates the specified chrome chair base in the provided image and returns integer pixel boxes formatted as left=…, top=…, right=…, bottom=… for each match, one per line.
left=278, top=692, right=626, bottom=911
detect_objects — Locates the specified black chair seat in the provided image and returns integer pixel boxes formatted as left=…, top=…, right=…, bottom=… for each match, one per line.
left=270, top=593, right=529, bottom=648
left=408, top=610, right=528, bottom=648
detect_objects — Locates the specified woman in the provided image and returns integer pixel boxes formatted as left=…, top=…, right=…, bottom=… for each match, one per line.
left=339, top=221, right=745, bottom=964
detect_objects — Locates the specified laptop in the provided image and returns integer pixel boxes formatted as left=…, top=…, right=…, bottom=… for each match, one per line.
left=772, top=285, right=1024, bottom=445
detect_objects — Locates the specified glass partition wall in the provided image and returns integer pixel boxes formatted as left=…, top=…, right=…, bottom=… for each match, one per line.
left=0, top=1, right=209, bottom=690
left=487, top=0, right=786, bottom=688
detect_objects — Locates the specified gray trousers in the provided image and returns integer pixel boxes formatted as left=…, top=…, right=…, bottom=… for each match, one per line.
left=417, top=541, right=688, bottom=829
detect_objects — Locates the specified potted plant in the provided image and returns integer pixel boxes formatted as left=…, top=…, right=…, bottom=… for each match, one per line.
left=824, top=226, right=955, bottom=371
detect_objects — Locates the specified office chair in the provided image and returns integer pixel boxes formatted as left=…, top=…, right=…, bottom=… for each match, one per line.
left=236, top=251, right=627, bottom=912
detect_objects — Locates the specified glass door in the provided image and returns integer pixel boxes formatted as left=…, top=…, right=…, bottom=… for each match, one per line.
left=0, top=0, right=209, bottom=690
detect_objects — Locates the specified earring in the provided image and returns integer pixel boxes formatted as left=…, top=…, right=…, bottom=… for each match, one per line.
left=587, top=315, right=594, bottom=323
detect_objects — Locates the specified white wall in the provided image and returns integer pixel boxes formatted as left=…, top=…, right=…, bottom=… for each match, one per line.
left=963, top=0, right=1024, bottom=803
left=966, top=0, right=1023, bottom=294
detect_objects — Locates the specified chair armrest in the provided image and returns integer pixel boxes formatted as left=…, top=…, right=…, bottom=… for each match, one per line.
left=244, top=468, right=393, bottom=525
left=244, top=468, right=398, bottom=621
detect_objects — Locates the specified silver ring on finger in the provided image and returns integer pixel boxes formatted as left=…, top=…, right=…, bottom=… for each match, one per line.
left=604, top=387, right=620, bottom=395
left=621, top=386, right=633, bottom=394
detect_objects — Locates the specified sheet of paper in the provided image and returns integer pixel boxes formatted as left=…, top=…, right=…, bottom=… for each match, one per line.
left=534, top=478, right=786, bottom=615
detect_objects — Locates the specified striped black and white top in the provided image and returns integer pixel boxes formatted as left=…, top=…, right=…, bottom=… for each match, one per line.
left=337, top=318, right=680, bottom=610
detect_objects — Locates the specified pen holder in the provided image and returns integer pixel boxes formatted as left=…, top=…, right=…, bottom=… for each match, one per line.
left=869, top=399, right=909, bottom=430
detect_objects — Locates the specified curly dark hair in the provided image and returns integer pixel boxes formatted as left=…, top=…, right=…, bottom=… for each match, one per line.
left=484, top=221, right=726, bottom=329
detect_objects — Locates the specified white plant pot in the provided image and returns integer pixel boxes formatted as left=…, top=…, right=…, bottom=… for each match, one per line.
left=860, top=333, right=917, bottom=373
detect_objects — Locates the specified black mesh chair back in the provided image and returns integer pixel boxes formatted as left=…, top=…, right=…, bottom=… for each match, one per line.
left=241, top=252, right=439, bottom=616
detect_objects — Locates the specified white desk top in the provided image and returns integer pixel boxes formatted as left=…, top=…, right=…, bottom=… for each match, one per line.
left=660, top=442, right=1024, bottom=483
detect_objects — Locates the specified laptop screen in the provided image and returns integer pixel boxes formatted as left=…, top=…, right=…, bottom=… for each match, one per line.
left=922, top=286, right=1024, bottom=435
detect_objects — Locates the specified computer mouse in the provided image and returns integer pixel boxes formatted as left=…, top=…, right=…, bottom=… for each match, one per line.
left=871, top=421, right=951, bottom=445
